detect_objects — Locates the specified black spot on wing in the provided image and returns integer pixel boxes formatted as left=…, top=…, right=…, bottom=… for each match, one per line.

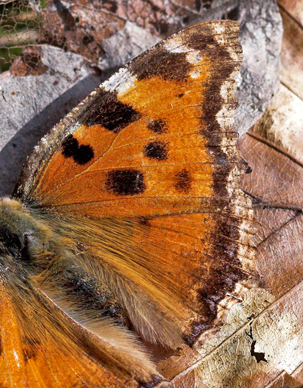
left=174, top=169, right=192, bottom=193
left=77, top=89, right=140, bottom=132
left=61, top=134, right=78, bottom=157
left=105, top=169, right=145, bottom=196
left=74, top=144, right=94, bottom=165
left=62, top=134, right=94, bottom=165
left=147, top=119, right=167, bottom=134
left=143, top=141, right=168, bottom=161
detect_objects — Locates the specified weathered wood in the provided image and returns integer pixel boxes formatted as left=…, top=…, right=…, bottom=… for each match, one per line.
left=170, top=282, right=303, bottom=387
left=279, top=0, right=303, bottom=26
left=265, top=372, right=303, bottom=388
left=280, top=7, right=303, bottom=100
left=249, top=84, right=303, bottom=165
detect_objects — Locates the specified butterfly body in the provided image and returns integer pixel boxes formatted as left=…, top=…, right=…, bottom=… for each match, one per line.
left=0, top=21, right=256, bottom=387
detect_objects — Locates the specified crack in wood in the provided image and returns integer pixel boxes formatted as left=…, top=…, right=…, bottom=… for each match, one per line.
left=246, top=324, right=267, bottom=364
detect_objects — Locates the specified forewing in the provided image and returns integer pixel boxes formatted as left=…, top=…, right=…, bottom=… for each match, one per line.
left=14, top=21, right=256, bottom=346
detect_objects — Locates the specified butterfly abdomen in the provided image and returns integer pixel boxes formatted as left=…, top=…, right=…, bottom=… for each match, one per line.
left=0, top=197, right=160, bottom=384
left=0, top=198, right=132, bottom=328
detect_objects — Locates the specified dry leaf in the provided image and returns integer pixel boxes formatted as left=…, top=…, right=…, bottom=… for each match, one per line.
left=152, top=127, right=303, bottom=387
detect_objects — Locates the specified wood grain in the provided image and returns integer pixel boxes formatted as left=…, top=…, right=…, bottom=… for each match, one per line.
left=279, top=7, right=303, bottom=100
left=279, top=0, right=303, bottom=26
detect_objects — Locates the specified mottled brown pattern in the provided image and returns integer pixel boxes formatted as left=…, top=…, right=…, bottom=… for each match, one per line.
left=10, top=47, right=48, bottom=77
left=130, top=49, right=191, bottom=81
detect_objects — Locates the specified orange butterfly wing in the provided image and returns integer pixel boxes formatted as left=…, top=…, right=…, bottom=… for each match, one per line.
left=18, top=22, right=237, bottom=218
left=11, top=19, right=256, bottom=380
left=0, top=272, right=143, bottom=388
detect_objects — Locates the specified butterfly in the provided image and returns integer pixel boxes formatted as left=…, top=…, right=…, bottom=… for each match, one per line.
left=0, top=20, right=256, bottom=387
